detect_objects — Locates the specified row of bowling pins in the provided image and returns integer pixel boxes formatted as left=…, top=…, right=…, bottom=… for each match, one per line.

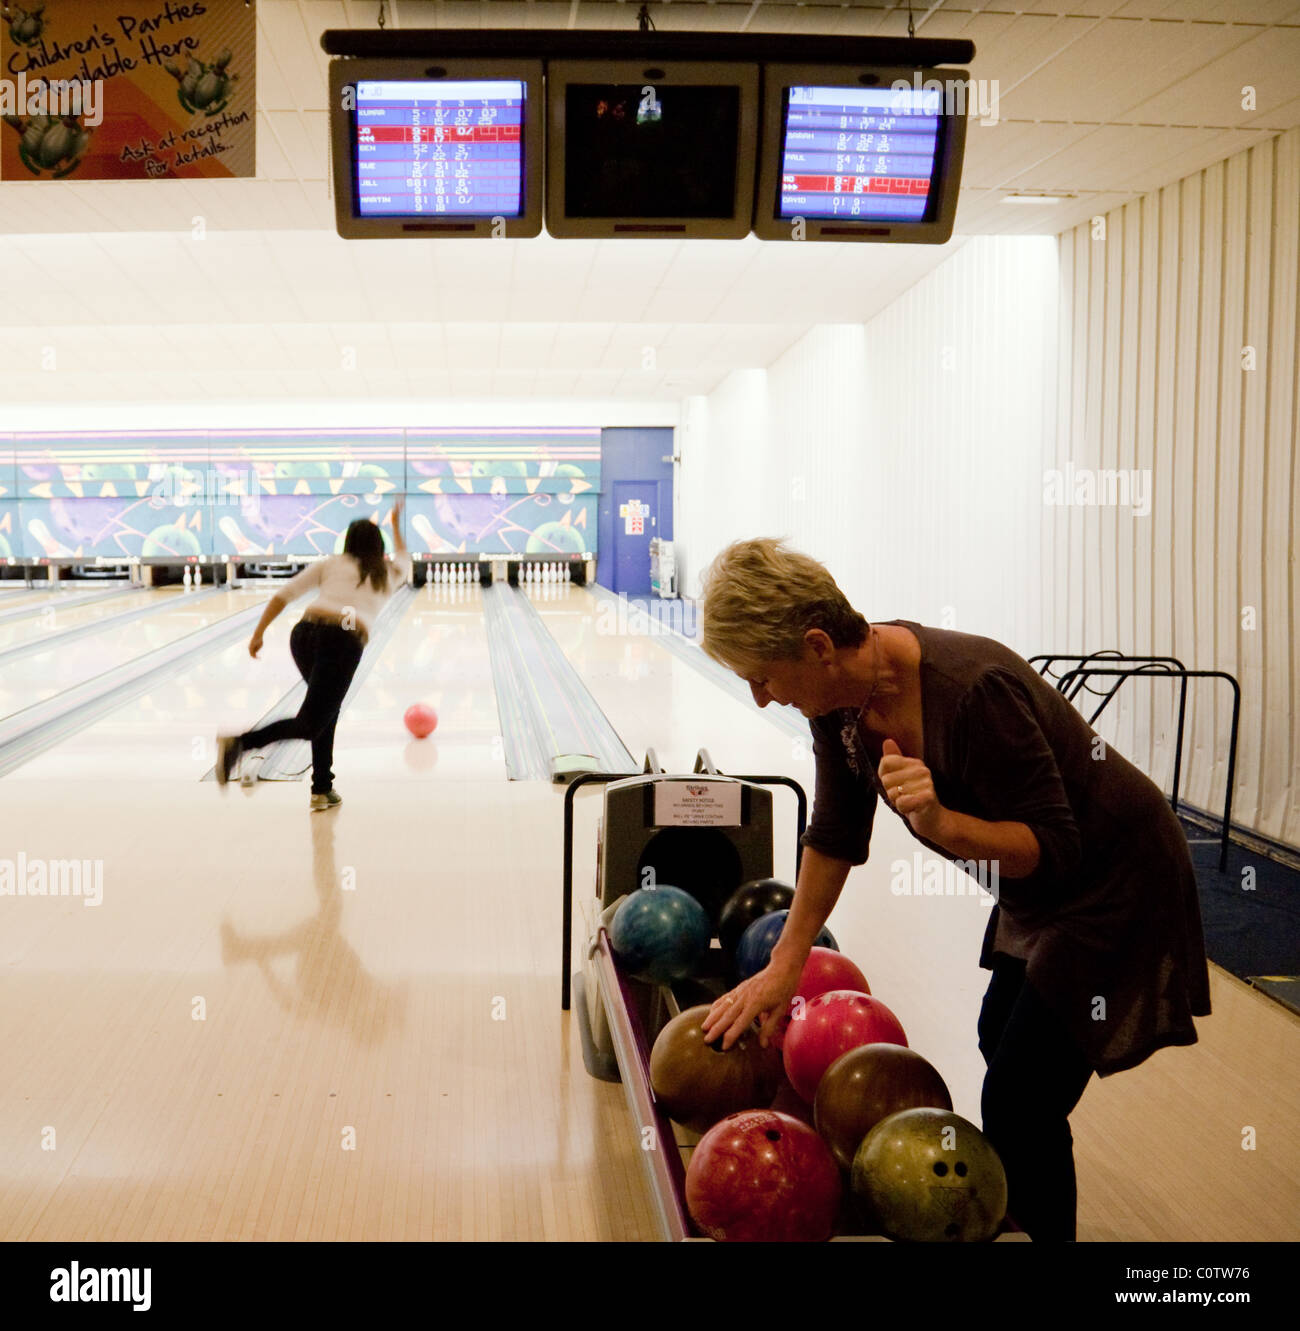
left=432, top=562, right=478, bottom=583
left=521, top=562, right=570, bottom=583
left=182, top=566, right=198, bottom=589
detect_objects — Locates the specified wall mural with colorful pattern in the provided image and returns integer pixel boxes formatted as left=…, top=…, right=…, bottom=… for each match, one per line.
left=0, top=428, right=601, bottom=561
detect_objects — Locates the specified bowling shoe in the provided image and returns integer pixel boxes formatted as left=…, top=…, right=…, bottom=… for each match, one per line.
left=310, top=789, right=343, bottom=812
left=215, top=735, right=242, bottom=785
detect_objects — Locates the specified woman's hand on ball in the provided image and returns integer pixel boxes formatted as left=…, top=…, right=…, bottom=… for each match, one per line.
left=702, top=956, right=804, bottom=1051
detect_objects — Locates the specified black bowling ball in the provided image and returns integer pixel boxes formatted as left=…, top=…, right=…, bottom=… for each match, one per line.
left=717, top=878, right=796, bottom=957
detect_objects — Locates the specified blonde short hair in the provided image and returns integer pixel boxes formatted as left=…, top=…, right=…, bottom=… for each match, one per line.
left=699, top=538, right=869, bottom=673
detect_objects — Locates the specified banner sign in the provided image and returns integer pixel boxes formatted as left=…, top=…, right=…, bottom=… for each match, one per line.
left=0, top=0, right=255, bottom=179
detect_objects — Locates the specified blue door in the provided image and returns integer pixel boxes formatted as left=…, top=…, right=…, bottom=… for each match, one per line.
left=612, top=480, right=658, bottom=595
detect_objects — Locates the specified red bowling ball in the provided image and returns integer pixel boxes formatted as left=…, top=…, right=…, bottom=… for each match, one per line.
left=404, top=703, right=438, bottom=739
left=685, top=1109, right=841, bottom=1242
left=782, top=990, right=908, bottom=1103
left=770, top=947, right=872, bottom=1049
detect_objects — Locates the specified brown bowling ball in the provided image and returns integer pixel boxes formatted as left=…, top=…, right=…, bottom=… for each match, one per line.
left=813, top=1044, right=953, bottom=1171
left=650, top=1004, right=785, bottom=1134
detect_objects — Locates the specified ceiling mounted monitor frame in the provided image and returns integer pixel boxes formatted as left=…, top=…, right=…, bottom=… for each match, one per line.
left=329, top=57, right=544, bottom=239
left=322, top=31, right=977, bottom=243
left=754, top=62, right=969, bottom=245
left=546, top=60, right=759, bottom=240
left=320, top=31, right=975, bottom=68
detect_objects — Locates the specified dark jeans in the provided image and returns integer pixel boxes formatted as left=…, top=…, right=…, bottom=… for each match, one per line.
left=240, top=620, right=364, bottom=795
left=978, top=958, right=1095, bottom=1241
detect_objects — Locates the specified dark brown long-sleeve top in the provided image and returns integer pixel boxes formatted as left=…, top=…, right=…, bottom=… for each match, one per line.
left=800, top=620, right=1212, bottom=1077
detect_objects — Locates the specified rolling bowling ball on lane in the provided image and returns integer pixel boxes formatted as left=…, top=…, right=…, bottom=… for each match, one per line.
left=770, top=947, right=872, bottom=1049
left=685, top=1109, right=842, bottom=1242
left=649, top=1005, right=784, bottom=1134
left=814, top=1044, right=953, bottom=1171
left=609, top=886, right=710, bottom=985
left=782, top=990, right=908, bottom=1103
left=717, top=878, right=795, bottom=956
left=734, top=910, right=837, bottom=980
left=403, top=703, right=438, bottom=738
left=851, top=1107, right=1007, bottom=1242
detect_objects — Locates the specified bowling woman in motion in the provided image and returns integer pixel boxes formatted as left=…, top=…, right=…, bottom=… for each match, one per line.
left=699, top=538, right=1211, bottom=1242
left=216, top=499, right=411, bottom=809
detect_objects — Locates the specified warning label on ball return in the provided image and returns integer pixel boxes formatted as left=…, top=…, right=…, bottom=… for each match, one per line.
left=654, top=781, right=742, bottom=827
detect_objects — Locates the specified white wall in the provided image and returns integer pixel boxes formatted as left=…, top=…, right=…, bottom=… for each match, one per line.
left=677, top=234, right=1059, bottom=657
left=1046, top=127, right=1300, bottom=848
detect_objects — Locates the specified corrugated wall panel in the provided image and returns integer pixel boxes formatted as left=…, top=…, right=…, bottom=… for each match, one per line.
left=1053, top=127, right=1299, bottom=847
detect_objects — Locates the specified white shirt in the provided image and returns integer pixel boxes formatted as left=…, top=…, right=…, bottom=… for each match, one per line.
left=278, top=552, right=412, bottom=635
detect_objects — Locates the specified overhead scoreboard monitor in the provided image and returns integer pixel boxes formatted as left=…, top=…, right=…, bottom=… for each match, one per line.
left=755, top=65, right=967, bottom=243
left=546, top=60, right=759, bottom=239
left=323, top=37, right=973, bottom=244
left=330, top=58, right=544, bottom=237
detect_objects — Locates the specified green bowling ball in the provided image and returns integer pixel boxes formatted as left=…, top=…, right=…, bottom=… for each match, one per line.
left=850, top=1107, right=1007, bottom=1243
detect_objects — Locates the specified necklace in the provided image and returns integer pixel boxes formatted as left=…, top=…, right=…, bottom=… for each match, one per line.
left=855, top=626, right=882, bottom=723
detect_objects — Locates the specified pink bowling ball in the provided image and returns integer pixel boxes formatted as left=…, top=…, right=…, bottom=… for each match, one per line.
left=404, top=703, right=438, bottom=739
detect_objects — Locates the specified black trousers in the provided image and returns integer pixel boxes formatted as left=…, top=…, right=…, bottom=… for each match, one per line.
left=978, top=958, right=1095, bottom=1241
left=240, top=620, right=364, bottom=795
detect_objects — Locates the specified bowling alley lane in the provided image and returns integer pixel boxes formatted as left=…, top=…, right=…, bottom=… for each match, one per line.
left=0, top=586, right=263, bottom=722
left=4, top=587, right=302, bottom=782
left=0, top=743, right=658, bottom=1240
left=324, top=577, right=508, bottom=784
left=0, top=585, right=162, bottom=653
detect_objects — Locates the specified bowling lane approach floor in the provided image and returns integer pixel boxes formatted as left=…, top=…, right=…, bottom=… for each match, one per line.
left=0, top=579, right=1296, bottom=1240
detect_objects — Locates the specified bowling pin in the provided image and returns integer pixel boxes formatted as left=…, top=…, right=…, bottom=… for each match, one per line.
left=183, top=566, right=192, bottom=589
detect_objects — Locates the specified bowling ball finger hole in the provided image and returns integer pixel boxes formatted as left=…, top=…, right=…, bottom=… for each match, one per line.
left=955, top=1162, right=968, bottom=1176
left=765, top=1130, right=781, bottom=1142
left=933, top=1163, right=948, bottom=1176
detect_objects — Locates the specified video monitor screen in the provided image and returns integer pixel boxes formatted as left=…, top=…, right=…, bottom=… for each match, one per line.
left=564, top=83, right=740, bottom=219
left=777, top=83, right=941, bottom=223
left=352, top=79, right=527, bottom=219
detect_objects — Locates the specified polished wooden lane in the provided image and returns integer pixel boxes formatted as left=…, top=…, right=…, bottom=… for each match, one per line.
left=0, top=581, right=1294, bottom=1240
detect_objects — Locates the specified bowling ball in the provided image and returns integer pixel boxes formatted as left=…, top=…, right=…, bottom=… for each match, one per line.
left=650, top=1005, right=784, bottom=1133
left=814, top=1044, right=953, bottom=1171
left=782, top=990, right=908, bottom=1103
left=685, top=1109, right=841, bottom=1242
left=609, top=886, right=710, bottom=986
left=638, top=828, right=743, bottom=926
left=404, top=704, right=438, bottom=738
left=851, top=1107, right=1007, bottom=1242
left=769, top=1081, right=816, bottom=1128
left=769, top=947, right=871, bottom=1050
left=734, top=910, right=837, bottom=981
left=717, top=878, right=795, bottom=956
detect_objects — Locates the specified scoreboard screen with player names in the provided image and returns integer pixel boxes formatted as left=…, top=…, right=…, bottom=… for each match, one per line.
left=778, top=84, right=941, bottom=222
left=354, top=79, right=527, bottom=218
